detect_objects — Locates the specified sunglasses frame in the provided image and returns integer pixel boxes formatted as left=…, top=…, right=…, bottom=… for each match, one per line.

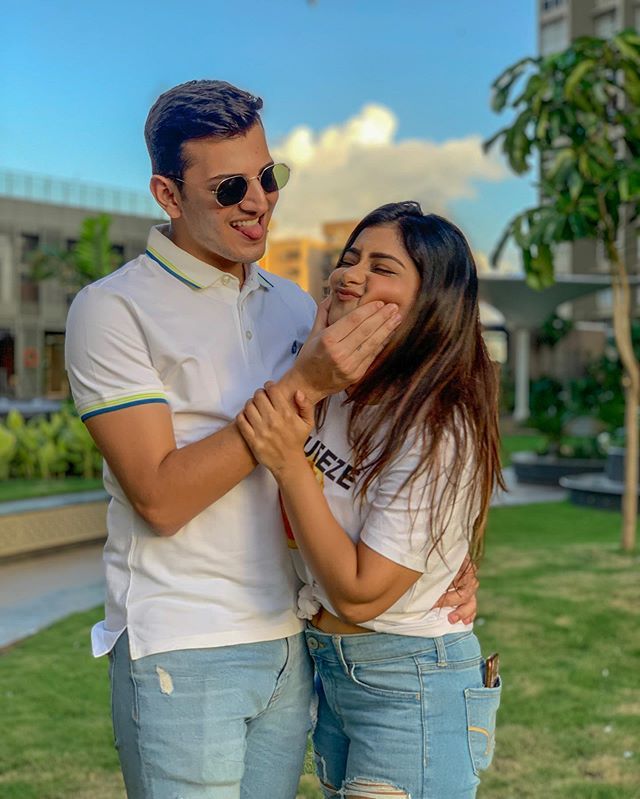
left=170, top=162, right=290, bottom=207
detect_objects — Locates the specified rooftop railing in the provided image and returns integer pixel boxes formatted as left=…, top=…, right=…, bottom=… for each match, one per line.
left=0, top=168, right=161, bottom=219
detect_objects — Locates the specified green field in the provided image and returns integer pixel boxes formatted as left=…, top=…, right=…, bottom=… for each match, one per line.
left=0, top=478, right=103, bottom=503
left=1, top=502, right=638, bottom=798
left=500, top=432, right=546, bottom=467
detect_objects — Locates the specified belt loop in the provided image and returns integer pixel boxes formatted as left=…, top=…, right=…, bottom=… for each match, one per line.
left=333, top=635, right=350, bottom=676
left=435, top=636, right=447, bottom=667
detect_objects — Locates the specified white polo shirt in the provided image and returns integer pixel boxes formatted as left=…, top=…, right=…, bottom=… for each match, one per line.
left=65, top=225, right=316, bottom=660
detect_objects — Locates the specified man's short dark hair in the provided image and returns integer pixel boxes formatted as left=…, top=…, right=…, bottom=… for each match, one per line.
left=144, top=79, right=264, bottom=179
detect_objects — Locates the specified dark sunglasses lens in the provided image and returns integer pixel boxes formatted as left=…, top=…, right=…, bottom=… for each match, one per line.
left=260, top=163, right=290, bottom=193
left=216, top=175, right=248, bottom=206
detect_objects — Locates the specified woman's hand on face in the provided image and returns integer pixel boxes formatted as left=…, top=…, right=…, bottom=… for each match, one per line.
left=236, top=382, right=314, bottom=477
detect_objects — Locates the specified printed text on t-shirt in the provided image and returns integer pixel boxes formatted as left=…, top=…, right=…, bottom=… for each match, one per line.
left=303, top=436, right=355, bottom=490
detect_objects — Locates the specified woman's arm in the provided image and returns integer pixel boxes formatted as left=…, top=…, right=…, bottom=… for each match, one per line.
left=237, top=384, right=422, bottom=624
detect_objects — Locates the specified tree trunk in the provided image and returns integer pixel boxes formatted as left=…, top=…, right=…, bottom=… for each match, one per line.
left=622, top=376, right=639, bottom=551
left=609, top=247, right=638, bottom=552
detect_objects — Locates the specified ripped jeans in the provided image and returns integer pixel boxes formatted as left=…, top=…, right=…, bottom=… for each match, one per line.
left=305, top=628, right=501, bottom=799
left=109, top=630, right=313, bottom=799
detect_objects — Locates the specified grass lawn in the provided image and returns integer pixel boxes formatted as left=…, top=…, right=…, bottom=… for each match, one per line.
left=500, top=433, right=545, bottom=466
left=0, top=478, right=104, bottom=504
left=1, top=502, right=638, bottom=798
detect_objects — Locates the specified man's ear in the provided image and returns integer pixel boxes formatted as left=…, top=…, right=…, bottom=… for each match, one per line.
left=150, top=175, right=182, bottom=219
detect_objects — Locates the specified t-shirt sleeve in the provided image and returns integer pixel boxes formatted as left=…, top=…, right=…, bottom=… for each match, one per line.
left=361, top=437, right=471, bottom=574
left=65, top=283, right=168, bottom=422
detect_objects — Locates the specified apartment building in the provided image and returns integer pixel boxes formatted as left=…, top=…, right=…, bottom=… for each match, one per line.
left=261, top=219, right=358, bottom=303
left=538, top=0, right=640, bottom=321
left=0, top=170, right=163, bottom=400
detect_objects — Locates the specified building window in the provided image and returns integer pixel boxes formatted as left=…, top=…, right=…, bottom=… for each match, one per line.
left=596, top=288, right=613, bottom=310
left=0, top=330, right=15, bottom=396
left=594, top=10, right=617, bottom=39
left=540, top=18, right=569, bottom=55
left=553, top=243, right=571, bottom=275
left=44, top=332, right=68, bottom=397
left=595, top=240, right=608, bottom=273
left=541, top=0, right=564, bottom=12
left=0, top=235, right=12, bottom=304
left=21, top=233, right=40, bottom=263
left=20, top=276, right=40, bottom=305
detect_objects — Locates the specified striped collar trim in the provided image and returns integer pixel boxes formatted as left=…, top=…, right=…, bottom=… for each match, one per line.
left=148, top=248, right=275, bottom=292
left=257, top=270, right=274, bottom=289
left=145, top=236, right=274, bottom=293
left=146, top=247, right=205, bottom=290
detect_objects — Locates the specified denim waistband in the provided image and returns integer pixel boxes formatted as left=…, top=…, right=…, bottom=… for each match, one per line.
left=304, top=626, right=476, bottom=665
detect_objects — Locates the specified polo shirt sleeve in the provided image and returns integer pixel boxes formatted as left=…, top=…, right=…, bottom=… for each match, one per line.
left=65, top=283, right=168, bottom=423
left=360, top=436, right=471, bottom=574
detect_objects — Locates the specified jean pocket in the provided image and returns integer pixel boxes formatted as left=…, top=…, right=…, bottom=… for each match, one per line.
left=464, top=676, right=502, bottom=775
left=348, top=659, right=420, bottom=700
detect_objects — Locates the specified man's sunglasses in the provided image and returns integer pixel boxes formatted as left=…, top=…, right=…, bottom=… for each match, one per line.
left=171, top=162, right=290, bottom=207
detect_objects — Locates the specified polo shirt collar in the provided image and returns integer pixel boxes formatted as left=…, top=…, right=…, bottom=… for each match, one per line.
left=145, top=225, right=273, bottom=292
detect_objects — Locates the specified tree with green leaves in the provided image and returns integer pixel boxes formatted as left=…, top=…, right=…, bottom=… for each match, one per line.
left=30, top=213, right=120, bottom=293
left=485, top=29, right=640, bottom=551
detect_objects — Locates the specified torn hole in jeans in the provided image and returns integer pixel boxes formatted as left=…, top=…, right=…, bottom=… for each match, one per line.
left=344, top=776, right=410, bottom=798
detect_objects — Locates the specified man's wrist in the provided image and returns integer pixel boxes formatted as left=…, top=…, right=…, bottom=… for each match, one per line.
left=277, top=367, right=325, bottom=405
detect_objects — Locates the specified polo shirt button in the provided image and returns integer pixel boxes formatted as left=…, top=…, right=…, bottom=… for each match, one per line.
left=222, top=275, right=230, bottom=286
left=246, top=330, right=253, bottom=340
left=307, top=637, right=319, bottom=650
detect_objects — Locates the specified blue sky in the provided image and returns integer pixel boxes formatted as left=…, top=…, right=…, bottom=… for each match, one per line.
left=1, top=0, right=538, bottom=265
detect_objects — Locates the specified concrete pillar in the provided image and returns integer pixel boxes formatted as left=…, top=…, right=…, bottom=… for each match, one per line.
left=514, top=328, right=531, bottom=422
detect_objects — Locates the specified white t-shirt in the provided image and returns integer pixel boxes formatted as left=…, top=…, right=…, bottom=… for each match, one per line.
left=65, top=226, right=316, bottom=660
left=288, top=393, right=476, bottom=637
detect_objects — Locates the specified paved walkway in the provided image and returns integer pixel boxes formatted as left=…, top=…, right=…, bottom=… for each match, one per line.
left=491, top=465, right=567, bottom=507
left=0, top=543, right=104, bottom=650
left=0, top=468, right=566, bottom=651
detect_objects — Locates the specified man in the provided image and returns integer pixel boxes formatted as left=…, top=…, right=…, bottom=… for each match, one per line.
left=65, top=80, right=477, bottom=798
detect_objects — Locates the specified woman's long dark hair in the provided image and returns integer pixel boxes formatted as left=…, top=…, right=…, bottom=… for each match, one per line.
left=318, top=201, right=505, bottom=563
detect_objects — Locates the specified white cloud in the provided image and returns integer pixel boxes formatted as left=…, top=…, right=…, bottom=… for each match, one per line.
left=475, top=248, right=520, bottom=275
left=271, top=104, right=508, bottom=239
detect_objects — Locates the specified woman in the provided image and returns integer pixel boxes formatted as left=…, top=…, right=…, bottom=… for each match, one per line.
left=237, top=201, right=504, bottom=799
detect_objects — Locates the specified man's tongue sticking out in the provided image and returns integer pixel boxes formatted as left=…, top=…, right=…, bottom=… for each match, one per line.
left=235, top=219, right=263, bottom=241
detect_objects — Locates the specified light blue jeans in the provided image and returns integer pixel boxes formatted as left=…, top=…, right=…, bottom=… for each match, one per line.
left=304, top=628, right=501, bottom=799
left=109, top=630, right=313, bottom=799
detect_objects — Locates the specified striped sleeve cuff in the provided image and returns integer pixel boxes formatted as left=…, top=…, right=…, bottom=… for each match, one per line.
left=79, top=393, right=169, bottom=422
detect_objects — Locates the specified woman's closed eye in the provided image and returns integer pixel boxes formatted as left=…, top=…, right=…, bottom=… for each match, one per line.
left=371, top=265, right=397, bottom=275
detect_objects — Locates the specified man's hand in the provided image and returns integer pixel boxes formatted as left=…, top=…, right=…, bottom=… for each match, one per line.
left=237, top=383, right=314, bottom=478
left=433, top=555, right=479, bottom=625
left=281, top=298, right=403, bottom=403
